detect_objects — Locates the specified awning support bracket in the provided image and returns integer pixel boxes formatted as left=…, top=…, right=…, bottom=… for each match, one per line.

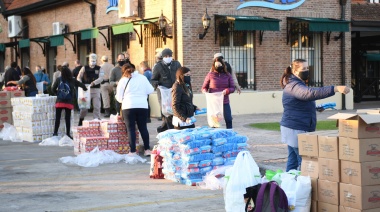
left=259, top=30, right=264, bottom=45
left=134, top=26, right=143, bottom=47
left=30, top=40, right=46, bottom=56
left=326, top=31, right=331, bottom=45
left=334, top=32, right=344, bottom=41
left=99, top=30, right=110, bottom=50
left=64, top=35, right=76, bottom=53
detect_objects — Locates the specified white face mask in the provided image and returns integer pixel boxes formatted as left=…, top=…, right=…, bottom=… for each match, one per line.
left=90, top=61, right=96, bottom=66
left=163, top=57, right=173, bottom=64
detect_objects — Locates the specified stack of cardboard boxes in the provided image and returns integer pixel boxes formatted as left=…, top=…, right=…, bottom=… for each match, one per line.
left=0, top=90, right=24, bottom=129
left=298, top=111, right=380, bottom=212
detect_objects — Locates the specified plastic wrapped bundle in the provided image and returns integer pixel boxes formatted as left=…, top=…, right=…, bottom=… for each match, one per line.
left=172, top=132, right=194, bottom=144
left=223, top=151, right=239, bottom=158
left=212, top=138, right=227, bottom=146
left=180, top=178, right=203, bottom=186
left=194, top=130, right=213, bottom=140
left=198, top=160, right=212, bottom=167
left=181, top=139, right=212, bottom=149
left=211, top=143, right=234, bottom=154
left=210, top=129, right=237, bottom=139
left=233, top=143, right=248, bottom=151
left=199, top=145, right=212, bottom=154
left=181, top=147, right=201, bottom=155
left=226, top=135, right=248, bottom=144
left=212, top=157, right=224, bottom=166
left=224, top=157, right=237, bottom=165
left=182, top=153, right=215, bottom=162
left=200, top=166, right=213, bottom=174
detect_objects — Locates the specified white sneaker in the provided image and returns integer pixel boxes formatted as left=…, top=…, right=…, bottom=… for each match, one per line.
left=144, top=149, right=152, bottom=157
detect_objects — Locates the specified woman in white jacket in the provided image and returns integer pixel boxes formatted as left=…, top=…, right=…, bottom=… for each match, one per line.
left=115, top=64, right=154, bottom=156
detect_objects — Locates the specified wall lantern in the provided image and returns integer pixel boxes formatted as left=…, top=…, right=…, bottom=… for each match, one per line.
left=158, top=10, right=173, bottom=43
left=198, top=8, right=211, bottom=39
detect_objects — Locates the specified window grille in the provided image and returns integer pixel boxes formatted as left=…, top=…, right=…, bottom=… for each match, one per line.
left=111, top=33, right=129, bottom=64
left=144, top=24, right=162, bottom=68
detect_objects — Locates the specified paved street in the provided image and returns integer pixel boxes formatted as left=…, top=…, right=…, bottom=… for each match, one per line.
left=0, top=101, right=377, bottom=211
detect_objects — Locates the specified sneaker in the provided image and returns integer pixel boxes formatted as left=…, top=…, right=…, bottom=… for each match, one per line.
left=128, top=152, right=137, bottom=157
left=144, top=149, right=152, bottom=157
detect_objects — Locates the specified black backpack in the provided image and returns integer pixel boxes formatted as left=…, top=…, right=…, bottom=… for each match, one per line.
left=245, top=182, right=289, bottom=212
left=57, top=78, right=72, bottom=100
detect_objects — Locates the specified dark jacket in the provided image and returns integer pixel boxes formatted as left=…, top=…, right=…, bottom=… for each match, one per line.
left=202, top=71, right=235, bottom=104
left=52, top=77, right=87, bottom=104
left=280, top=74, right=335, bottom=132
left=4, top=68, right=20, bottom=87
left=172, top=81, right=196, bottom=122
left=151, top=60, right=182, bottom=89
left=24, top=74, right=38, bottom=96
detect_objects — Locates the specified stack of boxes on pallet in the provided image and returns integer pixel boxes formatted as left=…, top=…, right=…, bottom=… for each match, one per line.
left=72, top=118, right=139, bottom=155
left=0, top=90, right=24, bottom=129
left=298, top=110, right=380, bottom=212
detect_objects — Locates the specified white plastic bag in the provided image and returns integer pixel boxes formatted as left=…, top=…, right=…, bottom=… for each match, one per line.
left=59, top=135, right=74, bottom=146
left=36, top=82, right=44, bottom=94
left=78, top=85, right=91, bottom=109
left=205, top=92, right=224, bottom=128
left=224, top=151, right=261, bottom=212
left=39, top=136, right=61, bottom=146
left=0, top=123, right=22, bottom=142
left=281, top=173, right=312, bottom=212
left=200, top=165, right=233, bottom=190
left=158, top=86, right=173, bottom=117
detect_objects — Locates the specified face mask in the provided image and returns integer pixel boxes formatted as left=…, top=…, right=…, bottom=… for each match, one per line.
left=118, top=60, right=125, bottom=67
left=37, top=69, right=42, bottom=73
left=125, top=58, right=130, bottom=64
left=298, top=70, right=309, bottom=81
left=216, top=67, right=224, bottom=73
left=184, top=76, right=191, bottom=84
left=163, top=57, right=173, bottom=64
left=90, top=61, right=96, bottom=66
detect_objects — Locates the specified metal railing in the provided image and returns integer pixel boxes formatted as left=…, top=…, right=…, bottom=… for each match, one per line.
left=144, top=24, right=162, bottom=68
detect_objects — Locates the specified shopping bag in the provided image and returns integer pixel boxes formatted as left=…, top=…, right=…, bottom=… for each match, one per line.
left=36, top=82, right=44, bottom=94
left=205, top=92, right=224, bottom=128
left=281, top=173, right=311, bottom=212
left=78, top=85, right=91, bottom=109
left=158, top=86, right=173, bottom=117
left=224, top=151, right=261, bottom=212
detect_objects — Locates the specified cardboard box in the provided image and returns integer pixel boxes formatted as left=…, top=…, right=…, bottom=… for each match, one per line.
left=10, top=90, right=25, bottom=98
left=298, top=132, right=319, bottom=157
left=311, top=177, right=318, bottom=201
left=339, top=137, right=380, bottom=162
left=0, top=91, right=10, bottom=100
left=328, top=112, right=380, bottom=139
left=318, top=133, right=339, bottom=159
left=339, top=205, right=380, bottom=212
left=311, top=200, right=318, bottom=212
left=301, top=157, right=319, bottom=178
left=0, top=112, right=13, bottom=124
left=341, top=160, right=380, bottom=186
left=0, top=100, right=11, bottom=108
left=318, top=179, right=339, bottom=205
left=319, top=158, right=340, bottom=182
left=340, top=183, right=380, bottom=210
left=0, top=108, right=12, bottom=116
left=318, top=202, right=339, bottom=211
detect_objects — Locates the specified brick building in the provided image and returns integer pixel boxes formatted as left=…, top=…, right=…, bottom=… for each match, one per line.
left=0, top=0, right=362, bottom=112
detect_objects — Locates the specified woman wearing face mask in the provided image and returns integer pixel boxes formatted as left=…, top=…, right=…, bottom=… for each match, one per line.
left=202, top=57, right=235, bottom=129
left=172, top=67, right=200, bottom=129
left=280, top=59, right=350, bottom=172
left=34, top=65, right=51, bottom=94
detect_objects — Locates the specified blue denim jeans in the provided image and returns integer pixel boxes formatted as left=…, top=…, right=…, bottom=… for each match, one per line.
left=224, top=103, right=233, bottom=129
left=286, top=145, right=302, bottom=172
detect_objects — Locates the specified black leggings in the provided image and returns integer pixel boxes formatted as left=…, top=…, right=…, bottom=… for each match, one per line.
left=122, top=108, right=150, bottom=153
left=54, top=107, right=72, bottom=136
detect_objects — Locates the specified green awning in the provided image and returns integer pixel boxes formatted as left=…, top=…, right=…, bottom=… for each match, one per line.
left=132, top=18, right=159, bottom=25
left=112, top=23, right=134, bottom=35
left=221, top=15, right=281, bottom=31
left=288, top=17, right=350, bottom=32
left=19, top=39, right=30, bottom=48
left=0, top=44, right=5, bottom=52
left=49, top=35, right=64, bottom=47
left=365, top=54, right=380, bottom=62
left=81, top=28, right=99, bottom=40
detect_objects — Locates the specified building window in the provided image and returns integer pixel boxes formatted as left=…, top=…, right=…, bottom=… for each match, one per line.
left=77, top=34, right=91, bottom=66
left=289, top=23, right=322, bottom=87
left=218, top=21, right=255, bottom=90
left=47, top=46, right=57, bottom=81
left=21, top=47, right=30, bottom=69
left=144, top=24, right=162, bottom=68
left=111, top=33, right=129, bottom=64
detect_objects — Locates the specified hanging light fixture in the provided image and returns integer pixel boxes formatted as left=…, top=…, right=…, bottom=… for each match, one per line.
left=199, top=8, right=211, bottom=39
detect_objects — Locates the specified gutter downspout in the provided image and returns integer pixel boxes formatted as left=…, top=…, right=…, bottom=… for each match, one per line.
left=340, top=0, right=346, bottom=110
left=84, top=0, right=96, bottom=52
left=173, top=0, right=177, bottom=60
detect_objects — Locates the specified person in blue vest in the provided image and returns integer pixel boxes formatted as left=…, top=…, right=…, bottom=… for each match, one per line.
left=77, top=53, right=104, bottom=126
left=34, top=65, right=50, bottom=94
left=280, top=58, right=350, bottom=171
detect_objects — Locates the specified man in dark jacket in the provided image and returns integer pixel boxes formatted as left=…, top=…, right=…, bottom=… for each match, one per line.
left=151, top=48, right=182, bottom=133
left=4, top=62, right=20, bottom=87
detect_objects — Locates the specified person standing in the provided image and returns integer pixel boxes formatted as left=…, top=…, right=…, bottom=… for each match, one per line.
left=51, top=66, right=87, bottom=138
left=110, top=53, right=126, bottom=115
left=139, top=61, right=152, bottom=123
left=0, top=66, right=11, bottom=89
left=151, top=48, right=182, bottom=133
left=52, top=65, right=62, bottom=86
left=77, top=53, right=104, bottom=125
left=100, top=55, right=115, bottom=117
left=115, top=64, right=154, bottom=156
left=213, top=53, right=241, bottom=94
left=7, top=67, right=38, bottom=97
left=4, top=62, right=20, bottom=87
left=34, top=65, right=51, bottom=94
left=72, top=60, right=82, bottom=79
left=172, top=67, right=199, bottom=130
left=202, top=57, right=235, bottom=129
left=280, top=59, right=350, bottom=172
